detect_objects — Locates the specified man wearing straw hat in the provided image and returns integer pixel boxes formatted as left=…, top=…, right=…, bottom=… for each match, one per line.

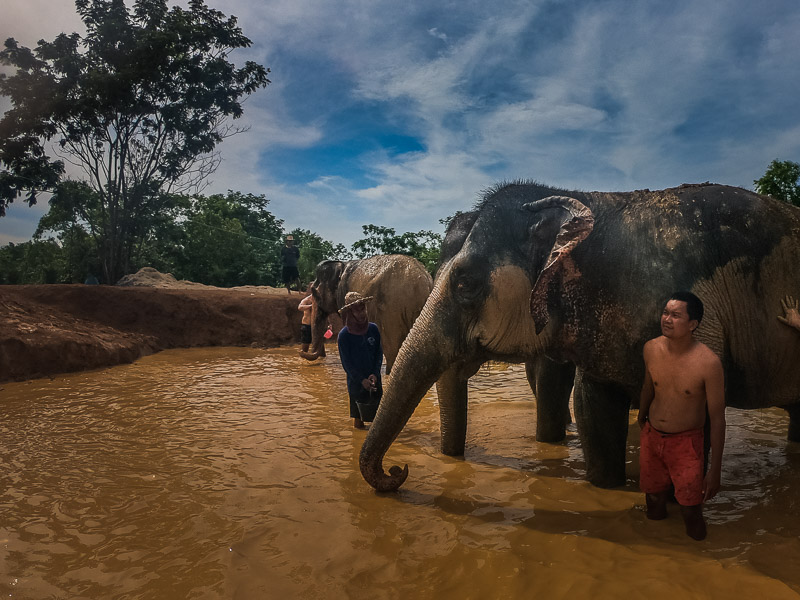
left=338, top=292, right=383, bottom=429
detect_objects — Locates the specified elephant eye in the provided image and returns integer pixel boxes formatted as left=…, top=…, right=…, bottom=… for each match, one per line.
left=451, top=269, right=482, bottom=304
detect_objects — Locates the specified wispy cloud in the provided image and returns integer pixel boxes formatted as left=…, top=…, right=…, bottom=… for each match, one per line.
left=2, top=0, right=799, bottom=247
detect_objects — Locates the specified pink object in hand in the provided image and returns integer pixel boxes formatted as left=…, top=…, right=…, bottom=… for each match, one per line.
left=324, top=328, right=333, bottom=339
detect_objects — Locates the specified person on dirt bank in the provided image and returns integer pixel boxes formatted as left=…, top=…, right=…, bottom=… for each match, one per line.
left=638, top=291, right=726, bottom=541
left=337, top=292, right=383, bottom=430
left=280, top=235, right=301, bottom=293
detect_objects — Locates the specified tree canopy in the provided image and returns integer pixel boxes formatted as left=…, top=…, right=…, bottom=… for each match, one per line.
left=170, top=191, right=284, bottom=287
left=754, top=159, right=800, bottom=206
left=351, top=224, right=441, bottom=274
left=5, top=189, right=352, bottom=287
left=0, top=0, right=270, bottom=283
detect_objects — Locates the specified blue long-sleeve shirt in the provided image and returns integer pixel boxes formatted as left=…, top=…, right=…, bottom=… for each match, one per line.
left=338, top=323, right=383, bottom=397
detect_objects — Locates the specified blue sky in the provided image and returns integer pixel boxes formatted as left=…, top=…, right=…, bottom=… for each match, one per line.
left=2, top=0, right=800, bottom=247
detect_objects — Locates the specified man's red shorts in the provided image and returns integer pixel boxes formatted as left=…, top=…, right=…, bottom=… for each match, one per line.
left=639, top=421, right=704, bottom=506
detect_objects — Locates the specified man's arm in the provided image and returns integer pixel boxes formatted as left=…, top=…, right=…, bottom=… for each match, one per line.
left=703, top=354, right=726, bottom=502
left=298, top=294, right=313, bottom=311
left=638, top=342, right=655, bottom=429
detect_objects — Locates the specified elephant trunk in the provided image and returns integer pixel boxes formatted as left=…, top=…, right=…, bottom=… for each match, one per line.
left=359, top=290, right=452, bottom=491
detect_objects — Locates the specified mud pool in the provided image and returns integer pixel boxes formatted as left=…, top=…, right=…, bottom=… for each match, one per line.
left=1, top=346, right=800, bottom=599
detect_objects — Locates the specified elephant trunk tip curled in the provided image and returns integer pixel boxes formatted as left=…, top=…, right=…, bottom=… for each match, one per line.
left=299, top=350, right=321, bottom=361
left=359, top=454, right=409, bottom=492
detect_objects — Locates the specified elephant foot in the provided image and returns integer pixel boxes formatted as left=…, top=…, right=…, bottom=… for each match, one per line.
left=786, top=404, right=800, bottom=442
left=588, top=472, right=626, bottom=489
left=536, top=429, right=567, bottom=444
left=440, top=442, right=466, bottom=457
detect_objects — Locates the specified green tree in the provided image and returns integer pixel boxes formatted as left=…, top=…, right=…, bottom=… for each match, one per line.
left=351, top=224, right=441, bottom=274
left=34, top=180, right=118, bottom=281
left=173, top=191, right=284, bottom=286
left=0, top=0, right=270, bottom=283
left=754, top=159, right=800, bottom=206
left=0, top=239, right=68, bottom=284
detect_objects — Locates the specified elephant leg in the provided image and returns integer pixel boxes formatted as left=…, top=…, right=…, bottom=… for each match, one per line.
left=526, top=357, right=575, bottom=443
left=785, top=402, right=800, bottom=442
left=572, top=369, right=629, bottom=488
left=435, top=367, right=468, bottom=456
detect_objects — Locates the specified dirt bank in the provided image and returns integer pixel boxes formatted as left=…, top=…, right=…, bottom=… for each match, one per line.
left=0, top=268, right=331, bottom=383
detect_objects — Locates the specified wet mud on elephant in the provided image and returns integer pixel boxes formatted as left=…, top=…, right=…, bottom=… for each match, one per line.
left=301, top=254, right=432, bottom=373
left=360, top=182, right=800, bottom=492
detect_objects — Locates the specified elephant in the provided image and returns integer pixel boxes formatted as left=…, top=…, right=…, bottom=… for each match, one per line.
left=360, top=181, right=800, bottom=492
left=302, top=254, right=433, bottom=373
left=436, top=210, right=574, bottom=452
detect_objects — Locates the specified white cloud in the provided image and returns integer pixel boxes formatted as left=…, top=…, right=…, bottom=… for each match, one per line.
left=428, top=28, right=447, bottom=42
left=2, top=0, right=800, bottom=249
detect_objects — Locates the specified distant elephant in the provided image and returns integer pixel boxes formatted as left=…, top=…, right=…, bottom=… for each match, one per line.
left=435, top=211, right=574, bottom=455
left=360, top=182, right=800, bottom=492
left=302, top=254, right=433, bottom=373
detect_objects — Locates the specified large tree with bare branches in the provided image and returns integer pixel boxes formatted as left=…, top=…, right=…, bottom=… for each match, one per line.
left=0, top=0, right=269, bottom=283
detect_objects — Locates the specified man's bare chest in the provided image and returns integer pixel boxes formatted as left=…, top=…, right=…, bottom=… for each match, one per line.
left=649, top=358, right=706, bottom=399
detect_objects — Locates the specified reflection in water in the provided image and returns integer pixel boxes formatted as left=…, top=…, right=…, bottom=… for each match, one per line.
left=1, top=348, right=800, bottom=599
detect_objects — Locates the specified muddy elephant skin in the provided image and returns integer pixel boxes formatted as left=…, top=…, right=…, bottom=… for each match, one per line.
left=360, top=182, right=800, bottom=492
left=304, top=255, right=432, bottom=373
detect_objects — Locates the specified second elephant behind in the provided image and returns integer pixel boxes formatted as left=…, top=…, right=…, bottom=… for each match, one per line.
left=304, top=254, right=433, bottom=372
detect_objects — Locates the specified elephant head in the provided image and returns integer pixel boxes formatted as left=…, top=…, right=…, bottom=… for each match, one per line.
left=359, top=192, right=595, bottom=491
left=301, top=260, right=345, bottom=360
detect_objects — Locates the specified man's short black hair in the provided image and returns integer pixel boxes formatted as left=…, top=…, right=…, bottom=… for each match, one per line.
left=669, top=291, right=704, bottom=323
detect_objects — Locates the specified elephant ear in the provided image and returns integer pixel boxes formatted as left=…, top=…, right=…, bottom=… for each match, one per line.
left=523, top=196, right=594, bottom=334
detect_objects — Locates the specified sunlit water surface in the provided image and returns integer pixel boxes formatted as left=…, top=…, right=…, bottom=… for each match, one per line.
left=1, top=346, right=800, bottom=599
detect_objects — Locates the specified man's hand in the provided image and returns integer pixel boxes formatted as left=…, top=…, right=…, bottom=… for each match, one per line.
left=361, top=375, right=378, bottom=392
left=702, top=468, right=721, bottom=503
left=778, top=295, right=800, bottom=331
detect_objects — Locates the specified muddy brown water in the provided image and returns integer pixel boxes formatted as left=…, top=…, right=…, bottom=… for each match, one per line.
left=1, top=346, right=800, bottom=599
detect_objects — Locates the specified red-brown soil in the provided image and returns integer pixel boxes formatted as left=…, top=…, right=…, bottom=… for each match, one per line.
left=0, top=268, right=325, bottom=383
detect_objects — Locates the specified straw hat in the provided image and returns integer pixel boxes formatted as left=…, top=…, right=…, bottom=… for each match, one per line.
left=339, top=291, right=374, bottom=315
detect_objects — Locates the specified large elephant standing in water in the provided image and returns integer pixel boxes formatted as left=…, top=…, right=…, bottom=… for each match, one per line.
left=360, top=182, right=800, bottom=492
left=437, top=211, right=574, bottom=451
left=302, top=254, right=432, bottom=373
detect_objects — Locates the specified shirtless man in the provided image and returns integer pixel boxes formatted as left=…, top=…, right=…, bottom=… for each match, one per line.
left=298, top=291, right=314, bottom=353
left=638, top=291, right=726, bottom=541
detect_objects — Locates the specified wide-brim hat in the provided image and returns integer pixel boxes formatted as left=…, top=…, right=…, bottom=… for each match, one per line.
left=339, top=291, right=374, bottom=315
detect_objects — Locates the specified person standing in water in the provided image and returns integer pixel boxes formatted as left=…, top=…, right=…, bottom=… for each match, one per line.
left=638, top=291, right=726, bottom=540
left=298, top=288, right=314, bottom=354
left=337, top=292, right=383, bottom=430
